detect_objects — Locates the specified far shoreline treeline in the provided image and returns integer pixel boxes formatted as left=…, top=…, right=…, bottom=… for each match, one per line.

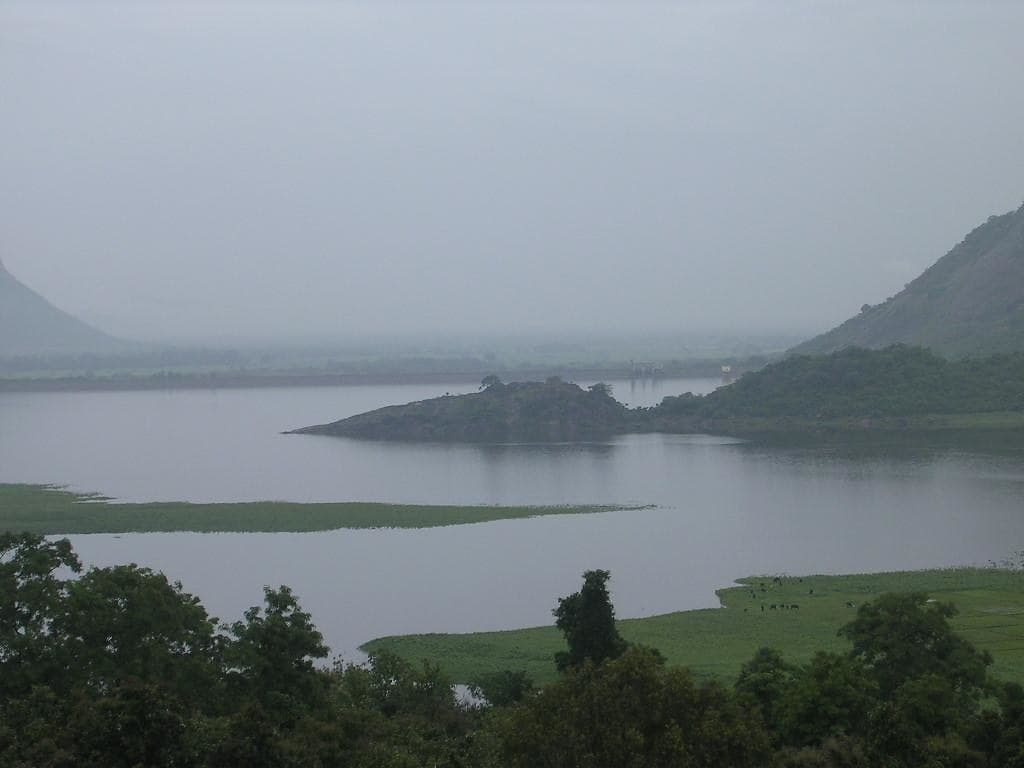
left=294, top=345, right=1024, bottom=441
left=0, top=359, right=741, bottom=394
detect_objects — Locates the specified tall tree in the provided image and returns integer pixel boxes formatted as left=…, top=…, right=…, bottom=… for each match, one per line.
left=0, top=533, right=80, bottom=697
left=226, top=585, right=329, bottom=712
left=553, top=569, right=627, bottom=672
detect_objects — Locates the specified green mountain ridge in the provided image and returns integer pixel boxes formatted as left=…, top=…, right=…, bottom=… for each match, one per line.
left=0, top=260, right=123, bottom=357
left=792, top=202, right=1024, bottom=357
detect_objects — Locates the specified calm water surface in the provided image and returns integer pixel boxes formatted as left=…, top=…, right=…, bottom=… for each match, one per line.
left=2, top=378, right=1023, bottom=659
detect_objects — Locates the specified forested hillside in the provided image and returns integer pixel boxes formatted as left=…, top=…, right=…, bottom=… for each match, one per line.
left=654, top=345, right=1024, bottom=421
left=793, top=203, right=1024, bottom=357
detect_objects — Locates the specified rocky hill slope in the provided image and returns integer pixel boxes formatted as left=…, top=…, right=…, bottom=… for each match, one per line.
left=792, top=203, right=1024, bottom=357
left=0, top=260, right=122, bottom=357
left=292, top=378, right=638, bottom=442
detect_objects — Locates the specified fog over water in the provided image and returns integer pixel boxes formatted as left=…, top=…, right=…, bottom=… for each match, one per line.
left=2, top=2, right=1023, bottom=343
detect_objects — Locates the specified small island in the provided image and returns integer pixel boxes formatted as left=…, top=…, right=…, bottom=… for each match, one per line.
left=291, top=377, right=641, bottom=442
left=292, top=346, right=1024, bottom=442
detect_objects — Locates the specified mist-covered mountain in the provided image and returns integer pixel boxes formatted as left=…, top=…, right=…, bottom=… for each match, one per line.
left=0, top=259, right=123, bottom=357
left=792, top=203, right=1024, bottom=357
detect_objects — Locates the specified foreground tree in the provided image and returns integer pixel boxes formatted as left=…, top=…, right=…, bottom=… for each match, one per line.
left=495, top=647, right=770, bottom=768
left=226, top=585, right=329, bottom=713
left=0, top=533, right=80, bottom=697
left=839, top=592, right=991, bottom=698
left=553, top=569, right=628, bottom=672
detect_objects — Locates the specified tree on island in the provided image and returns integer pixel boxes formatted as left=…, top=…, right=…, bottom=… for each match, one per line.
left=479, top=374, right=503, bottom=391
left=553, top=569, right=628, bottom=672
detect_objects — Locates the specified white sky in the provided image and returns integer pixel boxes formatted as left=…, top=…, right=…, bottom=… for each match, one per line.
left=2, top=1, right=1022, bottom=343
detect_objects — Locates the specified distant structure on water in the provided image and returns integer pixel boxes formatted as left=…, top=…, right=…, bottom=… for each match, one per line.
left=721, top=365, right=734, bottom=384
left=630, top=360, right=664, bottom=378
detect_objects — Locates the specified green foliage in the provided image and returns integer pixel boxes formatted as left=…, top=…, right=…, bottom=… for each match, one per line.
left=494, top=647, right=771, bottom=768
left=57, top=564, right=223, bottom=706
left=776, top=652, right=877, bottom=747
left=553, top=569, right=628, bottom=671
left=838, top=592, right=992, bottom=698
left=735, top=647, right=798, bottom=734
left=0, top=533, right=80, bottom=696
left=6, top=537, right=1024, bottom=766
left=468, top=669, right=535, bottom=707
left=298, top=378, right=636, bottom=441
left=226, top=585, right=329, bottom=711
left=370, top=567, right=1024, bottom=688
left=0, top=535, right=480, bottom=766
left=655, top=345, right=1024, bottom=422
left=0, top=483, right=630, bottom=535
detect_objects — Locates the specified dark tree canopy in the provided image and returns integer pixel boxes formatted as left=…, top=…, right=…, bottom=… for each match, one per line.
left=553, top=569, right=628, bottom=672
left=479, top=374, right=503, bottom=390
left=839, top=592, right=991, bottom=697
left=4, top=536, right=1024, bottom=767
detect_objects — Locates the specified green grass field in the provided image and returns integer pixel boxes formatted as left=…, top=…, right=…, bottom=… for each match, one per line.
left=0, top=484, right=638, bottom=535
left=364, top=568, right=1024, bottom=685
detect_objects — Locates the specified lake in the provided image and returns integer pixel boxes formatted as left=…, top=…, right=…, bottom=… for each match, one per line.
left=2, top=378, right=1023, bottom=660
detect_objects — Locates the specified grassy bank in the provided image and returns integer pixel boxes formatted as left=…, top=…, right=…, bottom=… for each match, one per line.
left=364, top=568, right=1024, bottom=685
left=711, top=411, right=1024, bottom=436
left=0, top=484, right=637, bottom=535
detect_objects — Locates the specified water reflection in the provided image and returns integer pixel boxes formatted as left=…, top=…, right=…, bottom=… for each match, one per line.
left=2, top=383, right=1023, bottom=660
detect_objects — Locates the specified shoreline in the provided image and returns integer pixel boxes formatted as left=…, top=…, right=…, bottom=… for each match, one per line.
left=363, top=566, right=1024, bottom=685
left=0, top=483, right=646, bottom=535
left=0, top=364, right=735, bottom=394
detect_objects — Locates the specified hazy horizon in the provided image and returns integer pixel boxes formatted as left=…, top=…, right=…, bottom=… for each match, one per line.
left=2, top=1, right=1022, bottom=344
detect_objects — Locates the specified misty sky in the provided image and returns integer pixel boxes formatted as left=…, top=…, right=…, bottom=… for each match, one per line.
left=2, top=1, right=1023, bottom=343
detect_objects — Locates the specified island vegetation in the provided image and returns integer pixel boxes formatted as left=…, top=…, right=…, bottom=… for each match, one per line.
left=293, top=345, right=1024, bottom=441
left=0, top=484, right=634, bottom=535
left=652, top=344, right=1024, bottom=433
left=291, top=376, right=641, bottom=441
left=4, top=534, right=1024, bottom=767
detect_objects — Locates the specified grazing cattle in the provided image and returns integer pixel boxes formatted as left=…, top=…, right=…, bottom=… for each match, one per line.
left=743, top=608, right=749, bottom=613
left=761, top=605, right=765, bottom=612
left=845, top=601, right=856, bottom=608
left=772, top=577, right=782, bottom=585
left=770, top=604, right=777, bottom=610
left=808, top=589, right=814, bottom=595
left=791, top=604, right=799, bottom=610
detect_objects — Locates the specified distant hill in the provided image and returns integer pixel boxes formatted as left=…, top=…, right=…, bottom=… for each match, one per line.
left=653, top=345, right=1024, bottom=423
left=0, top=260, right=123, bottom=357
left=291, top=378, right=638, bottom=441
left=792, top=203, right=1024, bottom=357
